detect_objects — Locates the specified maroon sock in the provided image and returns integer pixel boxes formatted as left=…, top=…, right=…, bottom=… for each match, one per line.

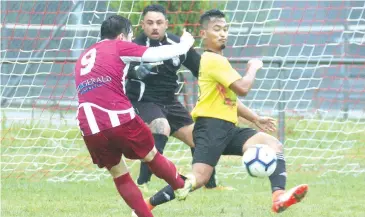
left=114, top=173, right=153, bottom=217
left=146, top=152, right=184, bottom=190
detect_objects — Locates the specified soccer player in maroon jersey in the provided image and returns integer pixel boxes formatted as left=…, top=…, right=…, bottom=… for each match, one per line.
left=74, top=15, right=195, bottom=217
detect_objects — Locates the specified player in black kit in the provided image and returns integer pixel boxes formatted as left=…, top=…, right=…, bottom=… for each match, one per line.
left=126, top=4, right=230, bottom=192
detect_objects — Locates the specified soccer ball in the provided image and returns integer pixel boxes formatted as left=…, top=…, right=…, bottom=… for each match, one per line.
left=242, top=144, right=277, bottom=177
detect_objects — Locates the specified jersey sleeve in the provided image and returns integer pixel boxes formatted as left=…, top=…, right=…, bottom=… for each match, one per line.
left=207, top=55, right=242, bottom=88
left=116, top=41, right=148, bottom=63
left=126, top=61, right=140, bottom=79
left=183, top=48, right=200, bottom=78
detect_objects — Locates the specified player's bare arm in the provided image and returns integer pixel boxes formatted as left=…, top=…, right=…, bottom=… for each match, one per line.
left=229, top=59, right=263, bottom=96
left=237, top=100, right=276, bottom=133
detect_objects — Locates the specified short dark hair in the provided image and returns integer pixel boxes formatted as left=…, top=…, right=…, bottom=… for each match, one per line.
left=100, top=15, right=132, bottom=40
left=199, top=9, right=225, bottom=28
left=142, top=4, right=167, bottom=17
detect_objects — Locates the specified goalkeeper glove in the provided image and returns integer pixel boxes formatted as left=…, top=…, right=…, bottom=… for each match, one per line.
left=131, top=63, right=156, bottom=80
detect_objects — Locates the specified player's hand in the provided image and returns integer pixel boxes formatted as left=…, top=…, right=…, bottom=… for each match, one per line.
left=247, top=59, right=263, bottom=71
left=253, top=116, right=277, bottom=133
left=180, top=28, right=195, bottom=48
left=133, top=63, right=156, bottom=80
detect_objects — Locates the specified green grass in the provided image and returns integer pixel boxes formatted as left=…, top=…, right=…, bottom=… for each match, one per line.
left=2, top=172, right=365, bottom=217
left=1, top=114, right=365, bottom=216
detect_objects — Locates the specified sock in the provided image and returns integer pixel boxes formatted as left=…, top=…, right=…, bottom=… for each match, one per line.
left=146, top=152, right=184, bottom=190
left=137, top=134, right=168, bottom=185
left=190, top=147, right=195, bottom=156
left=191, top=147, right=217, bottom=188
left=137, top=163, right=151, bottom=185
left=204, top=168, right=217, bottom=188
left=114, top=173, right=153, bottom=217
left=269, top=153, right=287, bottom=193
left=149, top=175, right=186, bottom=207
left=154, top=134, right=168, bottom=154
left=150, top=184, right=175, bottom=206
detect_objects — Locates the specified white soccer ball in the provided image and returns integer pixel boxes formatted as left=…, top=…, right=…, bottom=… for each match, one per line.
left=242, top=144, right=277, bottom=177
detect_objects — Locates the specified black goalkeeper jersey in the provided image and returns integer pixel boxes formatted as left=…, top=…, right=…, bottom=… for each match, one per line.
left=126, top=32, right=200, bottom=104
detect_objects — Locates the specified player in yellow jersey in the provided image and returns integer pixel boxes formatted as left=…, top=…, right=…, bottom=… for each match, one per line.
left=137, top=9, right=308, bottom=215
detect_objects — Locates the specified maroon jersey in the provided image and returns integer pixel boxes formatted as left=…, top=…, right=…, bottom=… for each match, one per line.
left=75, top=39, right=148, bottom=136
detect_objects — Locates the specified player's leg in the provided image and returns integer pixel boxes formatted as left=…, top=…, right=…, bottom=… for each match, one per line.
left=141, top=117, right=170, bottom=186
left=147, top=117, right=233, bottom=207
left=241, top=132, right=286, bottom=191
left=109, top=158, right=154, bottom=217
left=145, top=163, right=215, bottom=209
left=238, top=130, right=308, bottom=213
left=168, top=101, right=220, bottom=189
left=119, top=116, right=187, bottom=217
left=83, top=131, right=153, bottom=217
left=122, top=116, right=185, bottom=190
left=143, top=146, right=185, bottom=190
left=185, top=117, right=231, bottom=191
left=132, top=102, right=170, bottom=187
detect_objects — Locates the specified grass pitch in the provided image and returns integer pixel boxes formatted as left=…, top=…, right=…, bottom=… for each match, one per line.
left=1, top=112, right=364, bottom=217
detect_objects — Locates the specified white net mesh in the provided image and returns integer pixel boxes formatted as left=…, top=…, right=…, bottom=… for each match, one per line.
left=1, top=1, right=364, bottom=182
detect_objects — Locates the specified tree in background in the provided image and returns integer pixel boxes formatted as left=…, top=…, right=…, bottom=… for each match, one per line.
left=110, top=0, right=226, bottom=45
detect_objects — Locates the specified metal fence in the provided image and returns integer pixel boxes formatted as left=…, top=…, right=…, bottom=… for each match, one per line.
left=1, top=1, right=365, bottom=143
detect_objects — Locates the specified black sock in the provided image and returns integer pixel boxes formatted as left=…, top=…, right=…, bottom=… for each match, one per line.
left=191, top=147, right=217, bottom=188
left=204, top=168, right=217, bottom=188
left=190, top=147, right=195, bottom=156
left=269, top=153, right=287, bottom=193
left=150, top=184, right=175, bottom=206
left=137, top=163, right=152, bottom=185
left=149, top=175, right=187, bottom=207
left=154, top=134, right=168, bottom=154
left=137, top=134, right=168, bottom=185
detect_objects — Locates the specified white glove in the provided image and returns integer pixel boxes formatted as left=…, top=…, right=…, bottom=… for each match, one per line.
left=180, top=28, right=195, bottom=48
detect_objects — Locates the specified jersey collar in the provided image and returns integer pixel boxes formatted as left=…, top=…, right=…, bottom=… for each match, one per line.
left=142, top=32, right=167, bottom=47
left=205, top=49, right=215, bottom=53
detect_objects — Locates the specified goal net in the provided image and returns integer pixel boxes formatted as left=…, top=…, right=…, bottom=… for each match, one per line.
left=1, top=1, right=364, bottom=182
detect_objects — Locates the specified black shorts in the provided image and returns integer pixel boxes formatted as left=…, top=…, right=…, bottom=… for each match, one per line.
left=132, top=100, right=194, bottom=135
left=192, top=117, right=257, bottom=167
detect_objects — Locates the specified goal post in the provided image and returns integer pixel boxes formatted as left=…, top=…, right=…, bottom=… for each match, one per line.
left=1, top=0, right=364, bottom=182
